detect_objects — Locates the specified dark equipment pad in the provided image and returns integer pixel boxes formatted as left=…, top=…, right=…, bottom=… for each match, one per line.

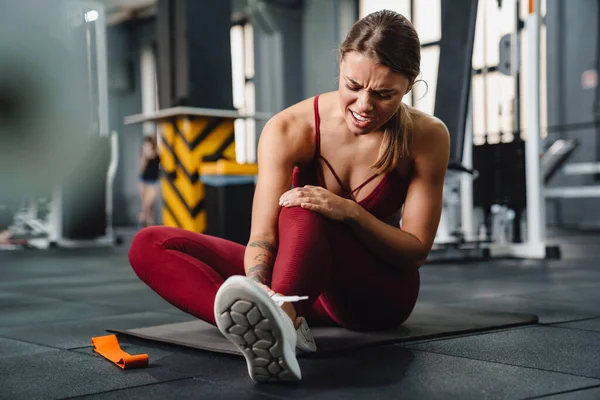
left=109, top=304, right=538, bottom=357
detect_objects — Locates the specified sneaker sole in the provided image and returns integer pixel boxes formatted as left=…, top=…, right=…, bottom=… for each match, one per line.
left=214, top=276, right=301, bottom=383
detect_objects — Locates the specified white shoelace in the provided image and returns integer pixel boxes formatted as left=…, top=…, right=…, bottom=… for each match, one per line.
left=270, top=294, right=308, bottom=307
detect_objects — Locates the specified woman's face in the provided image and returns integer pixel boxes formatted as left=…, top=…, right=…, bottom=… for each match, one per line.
left=143, top=142, right=154, bottom=155
left=338, top=51, right=411, bottom=135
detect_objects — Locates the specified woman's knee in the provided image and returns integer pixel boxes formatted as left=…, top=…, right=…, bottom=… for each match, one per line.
left=278, top=206, right=328, bottom=236
left=128, top=226, right=171, bottom=279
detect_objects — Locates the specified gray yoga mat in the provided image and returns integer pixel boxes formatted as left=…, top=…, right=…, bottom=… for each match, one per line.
left=109, top=303, right=538, bottom=356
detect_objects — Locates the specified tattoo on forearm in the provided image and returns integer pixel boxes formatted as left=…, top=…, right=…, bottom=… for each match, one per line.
left=247, top=264, right=272, bottom=286
left=253, top=253, right=273, bottom=265
left=248, top=241, right=277, bottom=253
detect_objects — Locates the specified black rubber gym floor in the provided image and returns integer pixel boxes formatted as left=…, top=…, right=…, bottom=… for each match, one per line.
left=1, top=230, right=600, bottom=399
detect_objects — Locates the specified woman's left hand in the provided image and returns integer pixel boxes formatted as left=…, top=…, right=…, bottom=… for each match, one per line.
left=279, top=185, right=356, bottom=222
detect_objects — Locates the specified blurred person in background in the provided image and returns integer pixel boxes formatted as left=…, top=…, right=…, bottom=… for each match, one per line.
left=138, top=136, right=160, bottom=227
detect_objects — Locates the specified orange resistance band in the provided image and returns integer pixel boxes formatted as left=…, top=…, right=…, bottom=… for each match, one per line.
left=91, top=334, right=149, bottom=369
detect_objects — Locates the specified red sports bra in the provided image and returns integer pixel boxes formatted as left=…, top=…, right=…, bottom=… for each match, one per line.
left=292, top=95, right=409, bottom=221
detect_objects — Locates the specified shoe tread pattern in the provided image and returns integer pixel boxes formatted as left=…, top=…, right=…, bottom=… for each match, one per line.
left=218, top=299, right=297, bottom=383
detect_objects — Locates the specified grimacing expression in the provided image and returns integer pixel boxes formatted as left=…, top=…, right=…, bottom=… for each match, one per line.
left=338, top=51, right=411, bottom=134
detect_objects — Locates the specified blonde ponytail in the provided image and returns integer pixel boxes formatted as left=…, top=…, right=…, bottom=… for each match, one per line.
left=371, top=103, right=413, bottom=174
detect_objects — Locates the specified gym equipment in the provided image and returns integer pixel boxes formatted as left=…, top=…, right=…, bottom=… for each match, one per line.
left=429, top=0, right=488, bottom=261
left=434, top=0, right=479, bottom=164
left=109, top=303, right=537, bottom=356
left=435, top=0, right=556, bottom=260
left=91, top=335, right=149, bottom=370
left=543, top=139, right=600, bottom=199
left=544, top=0, right=600, bottom=215
left=0, top=1, right=119, bottom=249
left=3, top=133, right=119, bottom=249
left=0, top=0, right=92, bottom=203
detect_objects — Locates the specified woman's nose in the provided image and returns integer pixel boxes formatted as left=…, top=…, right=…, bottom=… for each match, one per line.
left=355, top=91, right=374, bottom=113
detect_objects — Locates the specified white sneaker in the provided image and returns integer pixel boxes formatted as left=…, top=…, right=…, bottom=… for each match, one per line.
left=214, top=276, right=307, bottom=382
left=269, top=293, right=318, bottom=354
left=291, top=314, right=317, bottom=354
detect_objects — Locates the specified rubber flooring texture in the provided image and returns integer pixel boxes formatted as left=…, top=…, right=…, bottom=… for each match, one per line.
left=1, top=230, right=600, bottom=399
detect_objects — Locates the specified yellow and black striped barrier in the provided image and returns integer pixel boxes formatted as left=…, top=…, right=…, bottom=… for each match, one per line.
left=124, top=107, right=266, bottom=236
left=159, top=115, right=241, bottom=232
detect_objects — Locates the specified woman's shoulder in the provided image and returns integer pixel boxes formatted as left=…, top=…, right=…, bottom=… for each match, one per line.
left=405, top=105, right=450, bottom=167
left=259, top=94, right=325, bottom=164
left=407, top=106, right=449, bottom=149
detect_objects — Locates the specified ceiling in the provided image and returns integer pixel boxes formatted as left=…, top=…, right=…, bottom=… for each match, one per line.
left=94, top=0, right=304, bottom=24
left=95, top=0, right=156, bottom=12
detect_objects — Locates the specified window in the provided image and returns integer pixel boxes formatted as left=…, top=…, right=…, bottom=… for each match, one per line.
left=359, top=0, right=410, bottom=21
left=230, top=21, right=256, bottom=163
left=413, top=45, right=439, bottom=115
left=359, top=0, right=548, bottom=145
left=359, top=0, right=441, bottom=114
left=473, top=0, right=548, bottom=143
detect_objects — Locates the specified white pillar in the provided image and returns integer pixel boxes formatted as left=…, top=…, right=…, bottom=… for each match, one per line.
left=95, top=5, right=109, bottom=136
left=525, top=0, right=546, bottom=255
left=461, top=90, right=474, bottom=240
left=140, top=44, right=157, bottom=136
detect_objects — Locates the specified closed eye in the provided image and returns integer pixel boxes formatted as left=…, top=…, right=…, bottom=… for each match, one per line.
left=373, top=91, right=393, bottom=99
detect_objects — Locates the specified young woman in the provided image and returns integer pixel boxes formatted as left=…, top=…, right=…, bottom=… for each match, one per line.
left=129, top=10, right=449, bottom=383
left=138, top=136, right=160, bottom=227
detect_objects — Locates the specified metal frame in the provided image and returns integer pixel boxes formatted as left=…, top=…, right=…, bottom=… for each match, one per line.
left=461, top=90, right=475, bottom=240
left=94, top=3, right=109, bottom=137
left=487, top=0, right=546, bottom=259
left=562, top=162, right=600, bottom=175
left=545, top=186, right=600, bottom=198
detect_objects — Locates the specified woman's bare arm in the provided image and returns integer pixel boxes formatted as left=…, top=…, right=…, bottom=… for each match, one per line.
left=139, top=153, right=148, bottom=174
left=345, top=118, right=450, bottom=269
left=244, top=112, right=313, bottom=286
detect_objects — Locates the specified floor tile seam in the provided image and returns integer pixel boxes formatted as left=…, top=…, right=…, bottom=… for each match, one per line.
left=173, top=377, right=291, bottom=400
left=0, top=276, right=138, bottom=286
left=0, top=334, right=63, bottom=352
left=541, top=316, right=600, bottom=326
left=510, top=285, right=600, bottom=302
left=66, top=298, right=181, bottom=314
left=55, top=377, right=196, bottom=400
left=0, top=307, right=185, bottom=332
left=405, top=347, right=600, bottom=381
left=398, top=324, right=539, bottom=346
left=57, top=376, right=289, bottom=400
left=523, top=383, right=600, bottom=399
left=540, top=324, right=600, bottom=334
left=0, top=290, right=144, bottom=308
left=1, top=292, right=185, bottom=316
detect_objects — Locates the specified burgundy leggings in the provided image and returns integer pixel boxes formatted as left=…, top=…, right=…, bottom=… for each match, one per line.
left=129, top=207, right=420, bottom=331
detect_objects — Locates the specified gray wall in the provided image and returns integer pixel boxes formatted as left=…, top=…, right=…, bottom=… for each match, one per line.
left=546, top=0, right=600, bottom=229
left=250, top=0, right=304, bottom=115
left=303, top=0, right=356, bottom=98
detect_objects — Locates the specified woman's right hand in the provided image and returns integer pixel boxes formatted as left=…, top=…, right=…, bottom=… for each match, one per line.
left=255, top=282, right=276, bottom=297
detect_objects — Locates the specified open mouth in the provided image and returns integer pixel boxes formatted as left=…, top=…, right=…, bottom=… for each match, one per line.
left=349, top=110, right=374, bottom=127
